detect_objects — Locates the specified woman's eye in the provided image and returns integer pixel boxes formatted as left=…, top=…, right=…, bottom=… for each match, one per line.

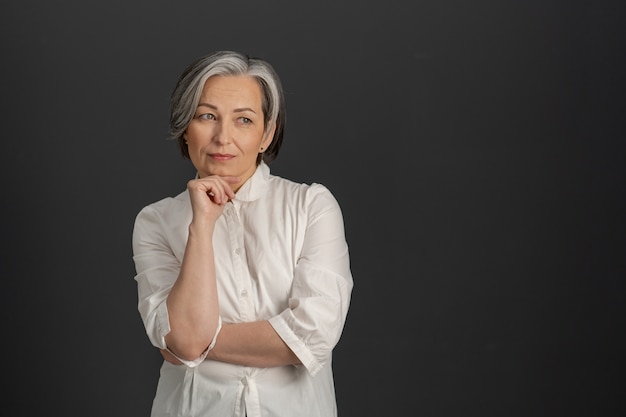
left=239, top=117, right=252, bottom=124
left=198, top=113, right=215, bottom=120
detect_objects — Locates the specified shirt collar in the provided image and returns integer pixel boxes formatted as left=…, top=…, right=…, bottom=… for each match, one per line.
left=235, top=161, right=270, bottom=202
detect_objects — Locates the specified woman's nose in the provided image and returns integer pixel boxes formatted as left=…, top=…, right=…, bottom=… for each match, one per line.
left=212, top=121, right=231, bottom=144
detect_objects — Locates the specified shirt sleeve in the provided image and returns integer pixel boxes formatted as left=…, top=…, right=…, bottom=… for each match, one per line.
left=131, top=202, right=220, bottom=368
left=268, top=184, right=354, bottom=376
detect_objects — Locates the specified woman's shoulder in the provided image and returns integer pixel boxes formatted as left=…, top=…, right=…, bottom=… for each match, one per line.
left=267, top=174, right=341, bottom=210
left=268, top=173, right=333, bottom=194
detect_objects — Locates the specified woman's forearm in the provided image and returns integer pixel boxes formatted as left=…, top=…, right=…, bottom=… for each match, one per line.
left=165, top=222, right=220, bottom=360
left=206, top=320, right=301, bottom=368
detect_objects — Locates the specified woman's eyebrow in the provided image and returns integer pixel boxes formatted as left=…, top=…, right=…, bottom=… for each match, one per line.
left=197, top=102, right=257, bottom=114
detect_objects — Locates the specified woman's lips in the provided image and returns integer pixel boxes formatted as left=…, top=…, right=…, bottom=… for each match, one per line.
left=209, top=153, right=234, bottom=161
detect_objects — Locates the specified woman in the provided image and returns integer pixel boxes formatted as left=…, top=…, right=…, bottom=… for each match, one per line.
left=132, top=50, right=353, bottom=417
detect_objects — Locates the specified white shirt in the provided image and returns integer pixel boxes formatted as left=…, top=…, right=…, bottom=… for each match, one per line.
left=132, top=162, right=353, bottom=417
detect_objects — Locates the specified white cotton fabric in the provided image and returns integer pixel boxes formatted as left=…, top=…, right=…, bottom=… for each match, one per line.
left=132, top=162, right=353, bottom=417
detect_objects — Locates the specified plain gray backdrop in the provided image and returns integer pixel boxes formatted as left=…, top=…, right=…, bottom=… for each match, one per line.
left=2, top=0, right=625, bottom=416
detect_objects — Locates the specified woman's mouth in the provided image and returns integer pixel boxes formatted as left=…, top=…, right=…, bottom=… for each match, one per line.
left=209, top=153, right=234, bottom=161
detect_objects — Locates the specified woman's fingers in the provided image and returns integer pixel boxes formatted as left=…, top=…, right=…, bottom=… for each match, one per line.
left=219, top=176, right=240, bottom=201
left=187, top=175, right=240, bottom=218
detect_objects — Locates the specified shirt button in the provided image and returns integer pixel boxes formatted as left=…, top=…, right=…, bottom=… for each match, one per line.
left=241, top=290, right=248, bottom=297
left=234, top=247, right=242, bottom=256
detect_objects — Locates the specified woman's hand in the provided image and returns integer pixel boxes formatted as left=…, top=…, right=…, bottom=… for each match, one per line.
left=187, top=175, right=240, bottom=224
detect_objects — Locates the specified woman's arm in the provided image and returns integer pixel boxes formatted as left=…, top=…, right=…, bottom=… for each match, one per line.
left=164, top=176, right=237, bottom=361
left=160, top=321, right=300, bottom=367
left=163, top=220, right=220, bottom=360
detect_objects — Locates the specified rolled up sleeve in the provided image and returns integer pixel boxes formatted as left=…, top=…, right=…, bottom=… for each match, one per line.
left=269, top=185, right=353, bottom=376
left=132, top=204, right=177, bottom=350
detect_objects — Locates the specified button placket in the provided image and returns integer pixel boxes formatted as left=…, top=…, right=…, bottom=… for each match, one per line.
left=228, top=201, right=253, bottom=320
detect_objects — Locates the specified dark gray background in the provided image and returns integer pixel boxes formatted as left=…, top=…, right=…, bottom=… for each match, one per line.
left=2, top=0, right=624, bottom=416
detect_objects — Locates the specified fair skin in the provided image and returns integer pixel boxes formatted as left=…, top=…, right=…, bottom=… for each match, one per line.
left=163, top=75, right=300, bottom=367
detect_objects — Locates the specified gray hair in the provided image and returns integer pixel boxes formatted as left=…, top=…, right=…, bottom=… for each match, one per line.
left=169, top=50, right=286, bottom=164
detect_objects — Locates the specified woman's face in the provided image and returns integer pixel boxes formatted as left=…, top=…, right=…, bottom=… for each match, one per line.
left=184, top=75, right=274, bottom=191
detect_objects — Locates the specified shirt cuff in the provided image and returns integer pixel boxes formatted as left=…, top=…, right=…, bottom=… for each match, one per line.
left=268, top=314, right=322, bottom=376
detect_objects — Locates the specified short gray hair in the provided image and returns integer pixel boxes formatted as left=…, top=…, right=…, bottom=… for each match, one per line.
left=169, top=50, right=286, bottom=164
